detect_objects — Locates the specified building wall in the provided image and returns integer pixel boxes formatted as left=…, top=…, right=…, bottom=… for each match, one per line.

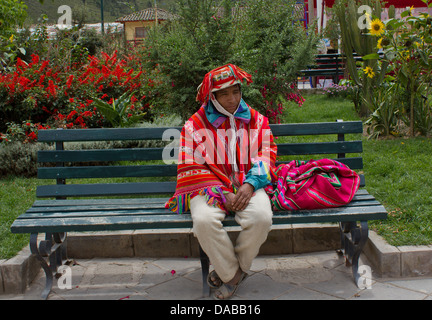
left=123, top=20, right=165, bottom=41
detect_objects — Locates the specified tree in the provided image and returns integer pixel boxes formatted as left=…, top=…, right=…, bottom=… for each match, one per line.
left=0, top=0, right=28, bottom=39
left=142, top=0, right=319, bottom=123
left=0, top=0, right=28, bottom=71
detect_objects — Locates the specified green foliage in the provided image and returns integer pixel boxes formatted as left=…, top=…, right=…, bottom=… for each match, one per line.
left=233, top=0, right=319, bottom=122
left=0, top=0, right=28, bottom=39
left=333, top=0, right=388, bottom=117
left=142, top=0, right=237, bottom=120
left=335, top=1, right=432, bottom=137
left=93, top=91, right=147, bottom=128
left=0, top=142, right=50, bottom=177
left=364, top=85, right=399, bottom=139
left=0, top=0, right=28, bottom=71
left=142, top=0, right=319, bottom=123
left=379, top=9, right=432, bottom=137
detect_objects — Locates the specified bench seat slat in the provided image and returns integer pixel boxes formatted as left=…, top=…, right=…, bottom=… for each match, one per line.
left=10, top=205, right=387, bottom=234
left=22, top=197, right=382, bottom=217
left=25, top=192, right=378, bottom=215
left=30, top=189, right=370, bottom=207
left=21, top=200, right=384, bottom=218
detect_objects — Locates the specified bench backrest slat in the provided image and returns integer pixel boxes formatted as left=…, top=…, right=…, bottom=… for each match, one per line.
left=277, top=141, right=362, bottom=156
left=37, top=141, right=362, bottom=164
left=38, top=165, right=178, bottom=179
left=38, top=148, right=166, bottom=163
left=37, top=122, right=362, bottom=142
left=35, top=121, right=364, bottom=199
left=37, top=127, right=183, bottom=142
left=36, top=182, right=177, bottom=198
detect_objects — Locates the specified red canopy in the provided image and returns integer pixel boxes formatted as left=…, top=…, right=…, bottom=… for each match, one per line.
left=322, top=0, right=430, bottom=8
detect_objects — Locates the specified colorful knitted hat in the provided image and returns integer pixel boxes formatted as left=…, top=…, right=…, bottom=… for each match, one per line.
left=196, top=64, right=253, bottom=105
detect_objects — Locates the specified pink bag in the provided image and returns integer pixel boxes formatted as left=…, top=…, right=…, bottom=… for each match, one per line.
left=269, top=159, right=360, bottom=211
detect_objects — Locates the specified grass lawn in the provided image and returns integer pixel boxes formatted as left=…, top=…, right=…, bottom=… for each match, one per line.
left=1, top=93, right=431, bottom=259
left=0, top=177, right=44, bottom=259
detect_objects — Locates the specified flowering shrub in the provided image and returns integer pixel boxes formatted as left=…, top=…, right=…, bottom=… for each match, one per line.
left=0, top=50, right=155, bottom=141
left=323, top=81, right=354, bottom=99
left=360, top=5, right=432, bottom=137
left=0, top=121, right=50, bottom=144
left=259, top=82, right=305, bottom=124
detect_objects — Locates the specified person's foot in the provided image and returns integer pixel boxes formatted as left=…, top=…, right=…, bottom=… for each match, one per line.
left=213, top=269, right=247, bottom=300
left=207, top=270, right=222, bottom=289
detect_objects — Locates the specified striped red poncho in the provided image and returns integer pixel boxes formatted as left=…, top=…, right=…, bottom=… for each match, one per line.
left=166, top=103, right=277, bottom=214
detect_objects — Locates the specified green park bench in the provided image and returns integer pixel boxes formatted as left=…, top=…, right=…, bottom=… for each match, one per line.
left=299, top=54, right=346, bottom=88
left=10, top=120, right=387, bottom=299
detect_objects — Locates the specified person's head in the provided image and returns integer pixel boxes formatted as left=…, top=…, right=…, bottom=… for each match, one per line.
left=213, top=84, right=242, bottom=114
left=196, top=64, right=252, bottom=112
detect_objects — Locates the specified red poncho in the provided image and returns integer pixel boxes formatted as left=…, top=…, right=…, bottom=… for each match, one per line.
left=166, top=104, right=277, bottom=214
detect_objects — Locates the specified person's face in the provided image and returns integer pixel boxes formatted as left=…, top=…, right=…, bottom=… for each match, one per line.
left=214, top=85, right=241, bottom=114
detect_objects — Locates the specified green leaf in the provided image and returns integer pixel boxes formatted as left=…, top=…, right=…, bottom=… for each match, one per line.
left=363, top=53, right=380, bottom=60
left=401, top=10, right=410, bottom=18
left=418, top=50, right=429, bottom=66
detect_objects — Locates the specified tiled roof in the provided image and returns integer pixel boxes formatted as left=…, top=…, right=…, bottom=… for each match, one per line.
left=116, top=8, right=176, bottom=22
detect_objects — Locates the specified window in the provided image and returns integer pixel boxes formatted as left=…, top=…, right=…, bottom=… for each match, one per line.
left=135, top=27, right=147, bottom=39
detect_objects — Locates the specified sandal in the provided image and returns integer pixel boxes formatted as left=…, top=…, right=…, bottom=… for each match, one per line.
left=207, top=270, right=223, bottom=289
left=213, top=272, right=247, bottom=300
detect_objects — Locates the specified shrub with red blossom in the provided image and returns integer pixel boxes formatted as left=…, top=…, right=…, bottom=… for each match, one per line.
left=0, top=51, right=155, bottom=141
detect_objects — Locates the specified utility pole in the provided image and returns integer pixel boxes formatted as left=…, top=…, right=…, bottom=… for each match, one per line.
left=101, top=0, right=105, bottom=34
left=154, top=0, right=158, bottom=27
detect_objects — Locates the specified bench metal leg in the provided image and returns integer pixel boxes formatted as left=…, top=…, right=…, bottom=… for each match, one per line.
left=340, top=221, right=369, bottom=288
left=29, top=232, right=68, bottom=300
left=199, top=245, right=211, bottom=297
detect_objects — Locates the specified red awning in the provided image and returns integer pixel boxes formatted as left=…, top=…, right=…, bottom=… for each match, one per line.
left=322, top=0, right=430, bottom=8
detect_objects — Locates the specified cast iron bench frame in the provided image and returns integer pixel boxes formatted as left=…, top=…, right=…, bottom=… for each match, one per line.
left=11, top=120, right=387, bottom=299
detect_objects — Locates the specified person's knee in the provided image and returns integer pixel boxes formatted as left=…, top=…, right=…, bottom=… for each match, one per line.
left=190, top=197, right=224, bottom=235
left=246, top=191, right=273, bottom=228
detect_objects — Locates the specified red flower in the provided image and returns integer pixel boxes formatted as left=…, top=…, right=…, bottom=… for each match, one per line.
left=27, top=132, right=37, bottom=141
left=66, top=75, right=74, bottom=89
left=30, top=54, right=40, bottom=66
left=67, top=110, right=78, bottom=120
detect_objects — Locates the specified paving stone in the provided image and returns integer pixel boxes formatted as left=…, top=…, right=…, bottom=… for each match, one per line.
left=353, top=282, right=428, bottom=300
left=385, top=278, right=432, bottom=295
left=276, top=287, right=342, bottom=300
left=235, top=273, right=294, bottom=300
left=302, top=269, right=361, bottom=299
left=144, top=277, right=202, bottom=300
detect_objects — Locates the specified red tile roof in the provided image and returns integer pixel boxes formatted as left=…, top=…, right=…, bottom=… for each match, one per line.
left=116, top=8, right=176, bottom=22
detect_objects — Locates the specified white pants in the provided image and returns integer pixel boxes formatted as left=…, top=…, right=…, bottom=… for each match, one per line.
left=190, top=188, right=273, bottom=283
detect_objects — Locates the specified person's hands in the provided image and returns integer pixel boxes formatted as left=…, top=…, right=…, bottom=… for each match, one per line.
left=224, top=192, right=236, bottom=212
left=231, top=183, right=255, bottom=212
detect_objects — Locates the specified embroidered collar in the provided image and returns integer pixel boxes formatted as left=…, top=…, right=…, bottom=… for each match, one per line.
left=205, top=99, right=251, bottom=128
